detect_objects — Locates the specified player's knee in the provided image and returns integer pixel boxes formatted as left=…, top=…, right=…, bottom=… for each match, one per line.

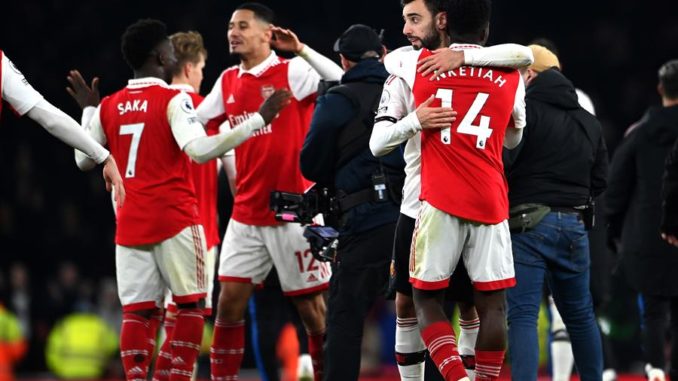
left=292, top=293, right=326, bottom=322
left=395, top=293, right=416, bottom=318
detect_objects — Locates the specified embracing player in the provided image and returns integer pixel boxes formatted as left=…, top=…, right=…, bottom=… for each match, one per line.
left=383, top=0, right=526, bottom=379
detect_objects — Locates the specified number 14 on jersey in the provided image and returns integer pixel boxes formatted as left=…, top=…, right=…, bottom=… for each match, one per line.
left=435, top=89, right=493, bottom=149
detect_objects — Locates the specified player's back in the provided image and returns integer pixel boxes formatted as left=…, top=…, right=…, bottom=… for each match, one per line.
left=397, top=46, right=523, bottom=224
left=99, top=81, right=199, bottom=246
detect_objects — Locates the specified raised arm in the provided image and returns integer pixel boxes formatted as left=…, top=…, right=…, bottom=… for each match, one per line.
left=272, top=26, right=343, bottom=82
left=181, top=89, right=292, bottom=163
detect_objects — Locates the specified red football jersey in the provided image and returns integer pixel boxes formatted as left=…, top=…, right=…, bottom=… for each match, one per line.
left=185, top=90, right=221, bottom=249
left=221, top=57, right=315, bottom=226
left=411, top=47, right=523, bottom=224
left=99, top=81, right=200, bottom=245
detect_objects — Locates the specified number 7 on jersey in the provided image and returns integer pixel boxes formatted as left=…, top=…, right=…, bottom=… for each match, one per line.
left=120, top=123, right=145, bottom=178
left=435, top=89, right=493, bottom=149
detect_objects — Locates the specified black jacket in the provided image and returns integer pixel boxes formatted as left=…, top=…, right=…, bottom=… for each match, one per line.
left=300, top=59, right=405, bottom=235
left=662, top=135, right=678, bottom=235
left=504, top=68, right=608, bottom=207
left=606, top=105, right=678, bottom=295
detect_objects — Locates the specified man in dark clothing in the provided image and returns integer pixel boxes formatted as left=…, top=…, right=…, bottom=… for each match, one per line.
left=299, top=24, right=405, bottom=381
left=608, top=58, right=678, bottom=381
left=504, top=45, right=607, bottom=381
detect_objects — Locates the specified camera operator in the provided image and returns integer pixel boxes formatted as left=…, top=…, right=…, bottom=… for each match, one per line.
left=300, top=24, right=405, bottom=381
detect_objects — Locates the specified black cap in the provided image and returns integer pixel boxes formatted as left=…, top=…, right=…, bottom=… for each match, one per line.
left=333, top=24, right=383, bottom=62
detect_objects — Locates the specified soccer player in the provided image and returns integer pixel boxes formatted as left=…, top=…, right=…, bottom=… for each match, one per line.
left=370, top=0, right=532, bottom=379
left=150, top=30, right=222, bottom=381
left=383, top=0, right=526, bottom=379
left=0, top=49, right=125, bottom=205
left=69, top=19, right=292, bottom=381
left=195, top=3, right=343, bottom=381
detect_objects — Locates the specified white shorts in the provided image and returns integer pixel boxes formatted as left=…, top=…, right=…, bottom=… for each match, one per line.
left=218, top=220, right=331, bottom=296
left=116, top=225, right=208, bottom=312
left=164, top=245, right=217, bottom=315
left=410, top=201, right=515, bottom=291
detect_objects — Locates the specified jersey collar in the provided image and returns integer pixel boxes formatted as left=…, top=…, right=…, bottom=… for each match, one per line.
left=127, top=77, right=170, bottom=89
left=237, top=51, right=278, bottom=78
left=169, top=83, right=196, bottom=93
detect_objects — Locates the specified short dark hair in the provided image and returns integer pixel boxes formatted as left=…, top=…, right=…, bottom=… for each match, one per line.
left=659, top=59, right=678, bottom=99
left=446, top=0, right=491, bottom=42
left=236, top=2, right=275, bottom=24
left=529, top=37, right=559, bottom=58
left=401, top=0, right=447, bottom=16
left=121, top=19, right=168, bottom=70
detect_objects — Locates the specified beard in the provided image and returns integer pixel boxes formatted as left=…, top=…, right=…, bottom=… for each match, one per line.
left=420, top=27, right=442, bottom=50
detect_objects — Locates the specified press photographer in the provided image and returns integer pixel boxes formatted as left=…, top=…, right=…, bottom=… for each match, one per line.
left=299, top=24, right=405, bottom=380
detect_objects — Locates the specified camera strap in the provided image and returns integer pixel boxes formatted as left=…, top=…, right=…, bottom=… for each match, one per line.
left=336, top=188, right=374, bottom=212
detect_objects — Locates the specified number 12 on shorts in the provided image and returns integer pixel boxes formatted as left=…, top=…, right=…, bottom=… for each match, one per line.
left=434, top=88, right=493, bottom=149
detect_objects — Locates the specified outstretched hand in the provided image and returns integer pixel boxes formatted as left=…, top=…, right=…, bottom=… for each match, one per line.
left=416, top=95, right=457, bottom=129
left=270, top=26, right=304, bottom=54
left=417, top=48, right=465, bottom=80
left=66, top=70, right=101, bottom=109
left=102, top=155, right=125, bottom=208
left=259, top=89, right=293, bottom=125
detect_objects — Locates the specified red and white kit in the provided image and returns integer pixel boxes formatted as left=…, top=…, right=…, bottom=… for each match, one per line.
left=197, top=50, right=333, bottom=295
left=90, top=77, right=209, bottom=311
left=388, top=45, right=526, bottom=291
left=167, top=83, right=221, bottom=314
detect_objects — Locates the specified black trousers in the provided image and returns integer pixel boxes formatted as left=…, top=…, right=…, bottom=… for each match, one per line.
left=641, top=293, right=678, bottom=379
left=323, top=223, right=396, bottom=381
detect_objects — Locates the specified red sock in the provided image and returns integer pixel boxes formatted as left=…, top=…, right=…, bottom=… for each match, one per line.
left=148, top=308, right=164, bottom=354
left=307, top=330, right=325, bottom=381
left=210, top=319, right=245, bottom=381
left=120, top=313, right=152, bottom=380
left=168, top=308, right=204, bottom=381
left=151, top=314, right=176, bottom=381
left=474, top=350, right=504, bottom=380
left=421, top=321, right=467, bottom=381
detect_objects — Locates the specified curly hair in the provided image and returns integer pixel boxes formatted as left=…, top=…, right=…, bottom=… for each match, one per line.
left=121, top=19, right=168, bottom=70
left=446, top=0, right=491, bottom=41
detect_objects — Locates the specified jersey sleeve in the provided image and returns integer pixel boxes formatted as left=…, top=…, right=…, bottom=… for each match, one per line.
left=1, top=53, right=43, bottom=116
left=87, top=105, right=107, bottom=144
left=196, top=71, right=226, bottom=124
left=168, top=92, right=207, bottom=149
left=383, top=46, right=420, bottom=90
left=464, top=44, right=534, bottom=69
left=288, top=45, right=344, bottom=101
left=511, top=77, right=527, bottom=129
left=370, top=75, right=419, bottom=156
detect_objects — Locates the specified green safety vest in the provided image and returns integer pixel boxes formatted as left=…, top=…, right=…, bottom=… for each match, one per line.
left=45, top=313, right=118, bottom=379
left=0, top=307, right=23, bottom=344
